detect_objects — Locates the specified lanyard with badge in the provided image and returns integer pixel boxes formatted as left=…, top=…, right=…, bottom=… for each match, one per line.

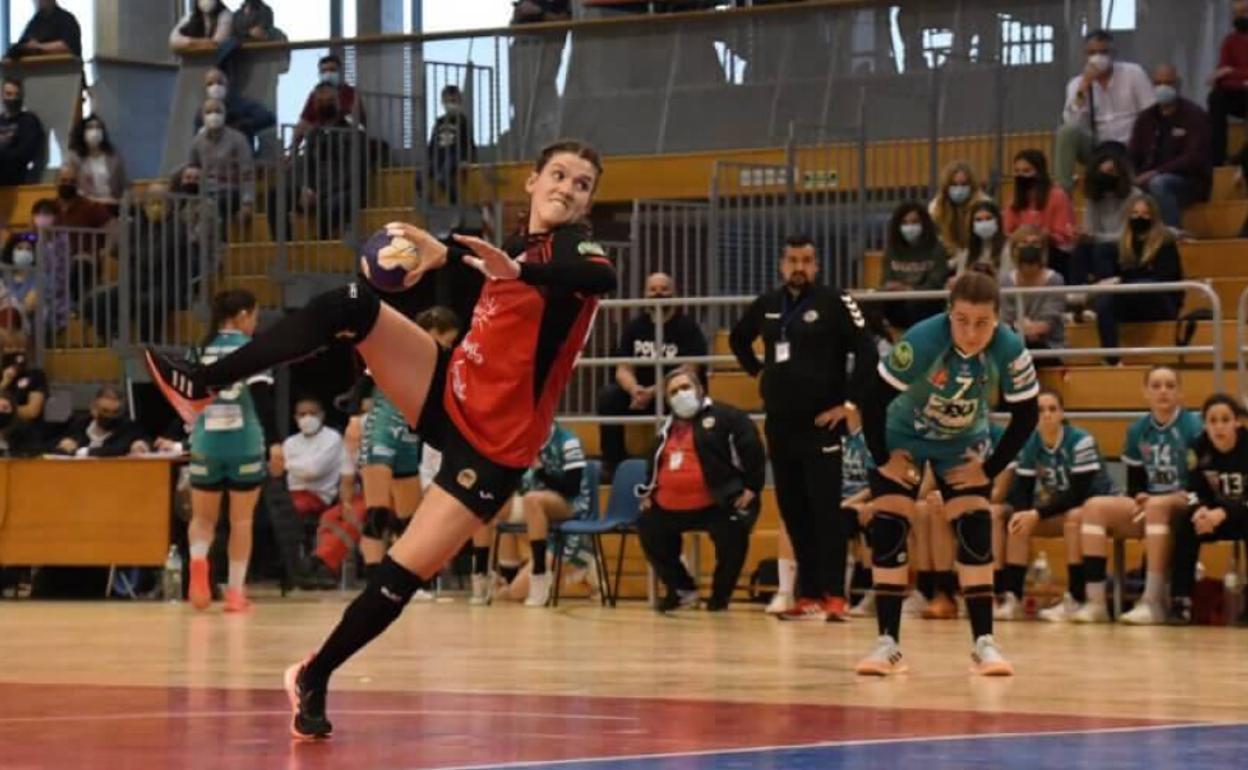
left=775, top=292, right=813, bottom=364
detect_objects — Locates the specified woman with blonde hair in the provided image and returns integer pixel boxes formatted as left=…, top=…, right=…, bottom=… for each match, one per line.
left=1093, top=193, right=1183, bottom=363
left=929, top=161, right=990, bottom=256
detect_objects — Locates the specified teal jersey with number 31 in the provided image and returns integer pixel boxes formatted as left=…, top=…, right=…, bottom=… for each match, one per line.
left=880, top=314, right=1039, bottom=444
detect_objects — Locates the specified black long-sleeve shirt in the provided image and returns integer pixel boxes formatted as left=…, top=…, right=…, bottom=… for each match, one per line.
left=729, top=285, right=876, bottom=421
left=13, top=6, right=81, bottom=58
left=1187, top=428, right=1248, bottom=528
left=0, top=112, right=45, bottom=186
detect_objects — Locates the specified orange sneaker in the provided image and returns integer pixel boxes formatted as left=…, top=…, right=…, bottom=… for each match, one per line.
left=224, top=587, right=251, bottom=613
left=823, top=595, right=849, bottom=623
left=922, top=593, right=958, bottom=620
left=188, top=558, right=211, bottom=610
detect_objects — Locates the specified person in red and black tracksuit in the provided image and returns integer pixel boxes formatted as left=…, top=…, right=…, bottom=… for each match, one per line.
left=729, top=234, right=877, bottom=622
left=146, top=140, right=615, bottom=741
left=637, top=368, right=766, bottom=613
left=1168, top=393, right=1248, bottom=625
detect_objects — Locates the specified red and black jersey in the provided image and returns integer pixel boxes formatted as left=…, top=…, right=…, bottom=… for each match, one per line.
left=444, top=224, right=616, bottom=468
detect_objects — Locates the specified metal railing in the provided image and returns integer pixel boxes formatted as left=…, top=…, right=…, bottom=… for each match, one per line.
left=559, top=281, right=1227, bottom=422
left=1237, top=284, right=1248, bottom=405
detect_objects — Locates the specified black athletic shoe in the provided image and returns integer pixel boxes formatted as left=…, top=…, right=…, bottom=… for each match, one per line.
left=144, top=348, right=211, bottom=425
left=1167, top=599, right=1192, bottom=626
left=284, top=657, right=333, bottom=740
left=704, top=597, right=729, bottom=612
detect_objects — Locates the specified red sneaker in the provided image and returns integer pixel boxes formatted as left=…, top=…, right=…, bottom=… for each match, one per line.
left=823, top=595, right=849, bottom=623
left=224, top=587, right=251, bottom=613
left=777, top=598, right=827, bottom=622
left=188, top=558, right=211, bottom=610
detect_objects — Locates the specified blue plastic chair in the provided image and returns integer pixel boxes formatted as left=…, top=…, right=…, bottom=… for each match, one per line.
left=551, top=458, right=647, bottom=607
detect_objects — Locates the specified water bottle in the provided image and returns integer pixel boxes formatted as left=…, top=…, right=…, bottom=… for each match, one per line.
left=162, top=545, right=183, bottom=603
left=1224, top=571, right=1243, bottom=626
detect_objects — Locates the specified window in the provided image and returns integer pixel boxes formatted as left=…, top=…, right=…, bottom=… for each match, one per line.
left=1001, top=16, right=1054, bottom=66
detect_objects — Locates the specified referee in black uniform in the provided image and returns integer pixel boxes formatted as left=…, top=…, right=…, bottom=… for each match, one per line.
left=729, top=235, right=876, bottom=621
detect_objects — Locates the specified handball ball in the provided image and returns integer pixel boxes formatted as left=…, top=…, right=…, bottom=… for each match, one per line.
left=361, top=229, right=422, bottom=292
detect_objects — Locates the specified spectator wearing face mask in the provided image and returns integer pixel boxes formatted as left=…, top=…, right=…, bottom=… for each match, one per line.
left=1055, top=29, right=1154, bottom=191
left=879, top=201, right=949, bottom=331
left=0, top=77, right=45, bottom=186
left=1075, top=147, right=1140, bottom=287
left=55, top=385, right=150, bottom=457
left=1208, top=0, right=1248, bottom=167
left=273, top=396, right=350, bottom=526
left=950, top=201, right=1011, bottom=279
left=1128, top=64, right=1212, bottom=229
left=67, top=115, right=127, bottom=205
left=596, top=271, right=708, bottom=480
left=999, top=226, right=1066, bottom=359
left=1094, top=194, right=1183, bottom=363
left=1004, top=149, right=1076, bottom=278
left=231, top=0, right=276, bottom=42
left=0, top=330, right=47, bottom=451
left=428, top=85, right=476, bottom=204
left=292, top=55, right=366, bottom=149
left=192, top=68, right=275, bottom=152
left=637, top=367, right=765, bottom=612
left=928, top=161, right=990, bottom=257
left=1, top=233, right=42, bottom=323
left=170, top=0, right=233, bottom=54
left=190, top=98, right=256, bottom=225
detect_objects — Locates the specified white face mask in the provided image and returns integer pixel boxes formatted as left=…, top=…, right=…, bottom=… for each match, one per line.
left=669, top=389, right=701, bottom=419
left=203, top=112, right=225, bottom=130
left=198, top=0, right=216, bottom=13
left=972, top=219, right=999, bottom=240
left=947, top=184, right=971, bottom=204
left=84, top=128, right=103, bottom=148
left=206, top=84, right=227, bottom=101
left=1154, top=84, right=1178, bottom=106
left=1088, top=53, right=1112, bottom=75
left=320, top=71, right=341, bottom=86
left=297, top=414, right=322, bottom=436
left=12, top=248, right=33, bottom=268
left=899, top=223, right=924, bottom=245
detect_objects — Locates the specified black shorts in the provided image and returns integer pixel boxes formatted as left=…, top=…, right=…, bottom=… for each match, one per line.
left=415, top=348, right=525, bottom=521
left=432, top=424, right=526, bottom=521
left=869, top=466, right=992, bottom=505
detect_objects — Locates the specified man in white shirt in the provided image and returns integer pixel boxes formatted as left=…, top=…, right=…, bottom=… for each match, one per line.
left=1056, top=29, right=1155, bottom=191
left=273, top=397, right=351, bottom=522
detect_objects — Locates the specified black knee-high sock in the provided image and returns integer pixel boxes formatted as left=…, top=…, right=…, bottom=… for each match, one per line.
left=937, top=570, right=959, bottom=599
left=874, top=584, right=907, bottom=640
left=916, top=571, right=937, bottom=601
left=993, top=569, right=1007, bottom=596
left=304, top=555, right=420, bottom=688
left=471, top=546, right=490, bottom=575
left=530, top=540, right=548, bottom=576
left=1067, top=563, right=1086, bottom=603
left=964, top=584, right=994, bottom=639
left=200, top=283, right=382, bottom=388
left=1004, top=563, right=1027, bottom=600
left=1084, top=555, right=1107, bottom=584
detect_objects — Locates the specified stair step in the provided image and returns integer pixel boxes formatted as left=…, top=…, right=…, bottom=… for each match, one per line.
left=1182, top=200, right=1248, bottom=239
left=44, top=349, right=122, bottom=382
left=218, top=275, right=282, bottom=307
left=225, top=241, right=356, bottom=274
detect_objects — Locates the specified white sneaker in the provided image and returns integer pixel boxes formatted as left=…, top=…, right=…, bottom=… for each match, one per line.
left=524, top=572, right=552, bottom=607
left=855, top=634, right=907, bottom=676
left=849, top=591, right=875, bottom=617
left=970, top=634, right=1014, bottom=676
left=765, top=593, right=793, bottom=616
left=993, top=593, right=1024, bottom=621
left=468, top=573, right=493, bottom=606
left=902, top=593, right=929, bottom=617
left=1071, top=600, right=1110, bottom=623
left=1120, top=600, right=1166, bottom=625
left=412, top=589, right=436, bottom=603
left=1038, top=593, right=1079, bottom=622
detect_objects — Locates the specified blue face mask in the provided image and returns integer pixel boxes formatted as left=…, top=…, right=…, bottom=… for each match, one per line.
left=1154, top=84, right=1178, bottom=106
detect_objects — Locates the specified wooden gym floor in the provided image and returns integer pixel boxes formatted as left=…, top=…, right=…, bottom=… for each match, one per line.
left=1, top=596, right=1246, bottom=769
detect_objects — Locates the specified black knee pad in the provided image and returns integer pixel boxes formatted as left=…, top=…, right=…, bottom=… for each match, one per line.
left=387, top=512, right=410, bottom=538
left=869, top=511, right=911, bottom=569
left=363, top=506, right=394, bottom=539
left=954, top=509, right=994, bottom=566
left=309, top=281, right=382, bottom=341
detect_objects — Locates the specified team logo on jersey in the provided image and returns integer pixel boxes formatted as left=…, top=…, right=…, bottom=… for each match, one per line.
left=890, top=341, right=914, bottom=371
left=702, top=416, right=716, bottom=430
left=803, top=309, right=819, bottom=323
left=577, top=241, right=607, bottom=257
left=457, top=468, right=478, bottom=490
left=928, top=367, right=948, bottom=389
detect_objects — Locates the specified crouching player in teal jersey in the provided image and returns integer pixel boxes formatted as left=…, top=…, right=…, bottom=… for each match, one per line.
left=858, top=272, right=1039, bottom=676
